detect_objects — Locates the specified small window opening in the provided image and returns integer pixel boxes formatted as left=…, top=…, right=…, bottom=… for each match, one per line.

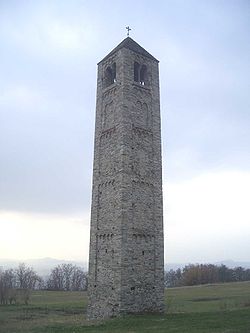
left=131, top=286, right=135, bottom=291
left=134, top=62, right=148, bottom=85
left=140, top=65, right=147, bottom=85
left=105, top=67, right=113, bottom=86
left=105, top=249, right=108, bottom=253
left=104, top=62, right=116, bottom=87
left=142, top=250, right=145, bottom=256
left=134, top=62, right=140, bottom=82
left=112, top=63, right=116, bottom=83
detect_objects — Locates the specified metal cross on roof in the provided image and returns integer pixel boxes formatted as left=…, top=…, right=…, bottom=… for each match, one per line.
left=126, top=26, right=131, bottom=36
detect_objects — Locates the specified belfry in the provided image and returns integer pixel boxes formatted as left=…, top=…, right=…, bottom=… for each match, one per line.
left=87, top=37, right=164, bottom=318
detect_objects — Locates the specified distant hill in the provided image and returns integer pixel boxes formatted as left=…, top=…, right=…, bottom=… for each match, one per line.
left=1, top=258, right=249, bottom=277
left=214, top=260, right=250, bottom=269
left=0, top=258, right=88, bottom=277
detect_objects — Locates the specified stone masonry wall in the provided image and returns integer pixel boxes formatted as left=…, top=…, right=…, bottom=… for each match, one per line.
left=88, top=43, right=164, bottom=319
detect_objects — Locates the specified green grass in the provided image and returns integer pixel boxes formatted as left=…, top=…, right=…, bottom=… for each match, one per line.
left=0, top=282, right=250, bottom=333
left=166, top=281, right=250, bottom=313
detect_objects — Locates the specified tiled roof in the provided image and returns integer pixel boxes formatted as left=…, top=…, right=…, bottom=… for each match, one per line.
left=99, top=37, right=158, bottom=64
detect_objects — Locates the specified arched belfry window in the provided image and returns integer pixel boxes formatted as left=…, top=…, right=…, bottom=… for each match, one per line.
left=134, top=62, right=140, bottom=82
left=140, top=65, right=147, bottom=85
left=104, top=62, right=116, bottom=88
left=112, top=63, right=116, bottom=83
left=133, top=62, right=148, bottom=86
left=105, top=67, right=113, bottom=86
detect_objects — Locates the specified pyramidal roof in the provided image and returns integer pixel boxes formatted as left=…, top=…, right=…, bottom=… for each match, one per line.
left=99, top=37, right=159, bottom=64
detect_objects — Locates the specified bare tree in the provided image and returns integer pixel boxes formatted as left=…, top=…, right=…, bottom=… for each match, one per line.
left=15, top=263, right=41, bottom=304
left=47, top=265, right=64, bottom=290
left=71, top=266, right=88, bottom=291
left=47, top=264, right=87, bottom=291
left=15, top=263, right=39, bottom=290
left=0, top=269, right=17, bottom=305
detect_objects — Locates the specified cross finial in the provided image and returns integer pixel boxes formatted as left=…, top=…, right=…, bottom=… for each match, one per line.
left=126, top=26, right=131, bottom=37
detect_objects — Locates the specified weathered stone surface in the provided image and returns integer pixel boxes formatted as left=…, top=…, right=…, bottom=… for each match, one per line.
left=87, top=37, right=164, bottom=319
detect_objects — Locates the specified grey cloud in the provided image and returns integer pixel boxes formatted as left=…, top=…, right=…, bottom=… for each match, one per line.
left=0, top=0, right=249, bottom=214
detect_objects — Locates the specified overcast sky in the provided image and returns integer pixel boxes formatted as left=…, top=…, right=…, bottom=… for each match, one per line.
left=0, top=0, right=249, bottom=264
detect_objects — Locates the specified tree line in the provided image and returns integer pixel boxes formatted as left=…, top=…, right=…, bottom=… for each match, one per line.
left=0, top=263, right=87, bottom=305
left=165, top=264, right=250, bottom=287
left=2, top=262, right=250, bottom=305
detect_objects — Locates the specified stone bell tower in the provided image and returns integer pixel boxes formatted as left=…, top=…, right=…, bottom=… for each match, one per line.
left=87, top=37, right=164, bottom=319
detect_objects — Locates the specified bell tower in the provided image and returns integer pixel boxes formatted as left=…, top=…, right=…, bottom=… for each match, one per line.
left=87, top=37, right=164, bottom=319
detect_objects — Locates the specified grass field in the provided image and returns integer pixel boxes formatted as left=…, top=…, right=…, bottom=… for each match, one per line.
left=1, top=282, right=250, bottom=333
